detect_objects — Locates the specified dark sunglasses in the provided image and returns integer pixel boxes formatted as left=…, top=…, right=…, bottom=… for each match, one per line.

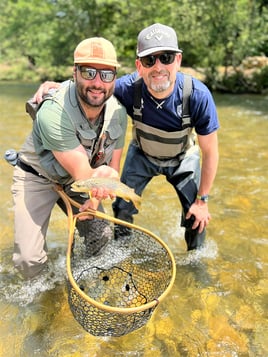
left=139, top=53, right=176, bottom=68
left=77, top=65, right=117, bottom=83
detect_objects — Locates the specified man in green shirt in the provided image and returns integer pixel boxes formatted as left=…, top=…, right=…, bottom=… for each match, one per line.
left=12, top=37, right=127, bottom=279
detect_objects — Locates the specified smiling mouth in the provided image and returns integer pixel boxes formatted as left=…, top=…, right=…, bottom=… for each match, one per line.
left=88, top=88, right=105, bottom=95
left=151, top=71, right=168, bottom=80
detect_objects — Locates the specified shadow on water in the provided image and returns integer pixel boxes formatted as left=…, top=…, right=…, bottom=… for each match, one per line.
left=0, top=82, right=268, bottom=356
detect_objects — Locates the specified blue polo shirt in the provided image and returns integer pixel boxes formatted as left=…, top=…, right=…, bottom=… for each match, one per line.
left=114, top=71, right=219, bottom=135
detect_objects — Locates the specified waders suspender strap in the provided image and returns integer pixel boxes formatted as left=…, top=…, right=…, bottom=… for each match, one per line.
left=133, top=73, right=193, bottom=123
left=133, top=77, right=143, bottom=122
left=182, top=74, right=192, bottom=118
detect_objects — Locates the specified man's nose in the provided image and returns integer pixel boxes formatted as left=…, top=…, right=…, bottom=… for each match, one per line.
left=93, top=72, right=103, bottom=84
left=153, top=58, right=165, bottom=70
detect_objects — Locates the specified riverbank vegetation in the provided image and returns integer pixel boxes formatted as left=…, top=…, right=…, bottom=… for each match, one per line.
left=0, top=0, right=267, bottom=93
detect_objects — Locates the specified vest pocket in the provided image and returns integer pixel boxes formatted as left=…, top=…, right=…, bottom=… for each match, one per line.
left=106, top=124, right=123, bottom=140
left=77, top=128, right=96, bottom=147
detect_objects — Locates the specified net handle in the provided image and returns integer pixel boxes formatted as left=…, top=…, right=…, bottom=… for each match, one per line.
left=54, top=185, right=176, bottom=314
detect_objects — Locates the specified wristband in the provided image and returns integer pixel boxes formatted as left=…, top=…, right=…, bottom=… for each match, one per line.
left=196, top=194, right=209, bottom=203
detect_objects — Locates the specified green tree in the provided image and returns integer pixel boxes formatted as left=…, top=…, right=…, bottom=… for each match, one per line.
left=0, top=0, right=267, bottom=89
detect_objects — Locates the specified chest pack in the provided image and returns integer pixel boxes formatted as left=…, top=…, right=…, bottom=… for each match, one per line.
left=132, top=74, right=194, bottom=165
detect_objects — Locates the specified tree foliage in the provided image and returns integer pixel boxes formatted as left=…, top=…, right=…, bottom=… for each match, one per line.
left=0, top=0, right=267, bottom=89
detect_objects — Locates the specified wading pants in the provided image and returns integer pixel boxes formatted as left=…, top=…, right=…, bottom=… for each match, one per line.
left=112, top=141, right=205, bottom=250
left=11, top=166, right=105, bottom=279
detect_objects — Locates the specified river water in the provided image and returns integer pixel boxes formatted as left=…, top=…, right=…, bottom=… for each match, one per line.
left=0, top=82, right=267, bottom=356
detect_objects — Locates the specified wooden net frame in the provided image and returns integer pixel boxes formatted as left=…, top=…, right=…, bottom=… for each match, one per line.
left=56, top=186, right=176, bottom=337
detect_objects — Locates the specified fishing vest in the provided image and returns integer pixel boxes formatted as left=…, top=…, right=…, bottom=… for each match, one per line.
left=132, top=74, right=194, bottom=166
left=25, top=82, right=125, bottom=183
left=49, top=82, right=124, bottom=167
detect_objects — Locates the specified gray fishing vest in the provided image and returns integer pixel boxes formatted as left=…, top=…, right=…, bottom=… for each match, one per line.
left=26, top=81, right=125, bottom=183
left=132, top=74, right=194, bottom=166
left=51, top=82, right=124, bottom=166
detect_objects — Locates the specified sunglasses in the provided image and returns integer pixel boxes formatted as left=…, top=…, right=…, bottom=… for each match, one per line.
left=77, top=66, right=117, bottom=83
left=139, top=53, right=176, bottom=68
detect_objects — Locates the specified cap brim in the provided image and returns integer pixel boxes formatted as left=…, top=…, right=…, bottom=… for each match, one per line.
left=74, top=59, right=121, bottom=68
left=137, top=47, right=182, bottom=57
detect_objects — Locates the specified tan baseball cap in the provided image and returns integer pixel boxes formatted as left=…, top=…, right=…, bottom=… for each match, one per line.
left=74, top=37, right=120, bottom=68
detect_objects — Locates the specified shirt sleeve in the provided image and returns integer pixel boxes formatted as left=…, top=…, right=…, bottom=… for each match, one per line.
left=191, top=79, right=220, bottom=135
left=35, top=99, right=80, bottom=151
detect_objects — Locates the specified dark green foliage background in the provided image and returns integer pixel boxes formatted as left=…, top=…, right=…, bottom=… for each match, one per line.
left=0, top=0, right=267, bottom=91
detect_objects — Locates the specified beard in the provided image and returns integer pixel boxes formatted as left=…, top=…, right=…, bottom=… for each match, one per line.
left=76, top=81, right=114, bottom=108
left=148, top=70, right=172, bottom=93
left=150, top=81, right=171, bottom=92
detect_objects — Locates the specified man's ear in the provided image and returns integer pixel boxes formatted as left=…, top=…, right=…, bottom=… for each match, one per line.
left=73, top=65, right=77, bottom=81
left=176, top=53, right=182, bottom=68
left=135, top=58, right=142, bottom=75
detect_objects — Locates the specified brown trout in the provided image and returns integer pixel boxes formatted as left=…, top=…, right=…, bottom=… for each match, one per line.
left=71, top=177, right=141, bottom=209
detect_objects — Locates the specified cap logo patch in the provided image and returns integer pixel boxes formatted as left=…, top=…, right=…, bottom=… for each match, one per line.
left=145, top=29, right=171, bottom=41
left=91, top=43, right=104, bottom=58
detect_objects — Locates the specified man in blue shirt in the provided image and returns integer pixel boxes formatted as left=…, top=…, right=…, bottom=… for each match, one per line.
left=112, top=23, right=219, bottom=250
left=34, top=23, right=219, bottom=251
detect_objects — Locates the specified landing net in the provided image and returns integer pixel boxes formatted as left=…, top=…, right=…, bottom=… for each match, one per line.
left=57, top=187, right=176, bottom=337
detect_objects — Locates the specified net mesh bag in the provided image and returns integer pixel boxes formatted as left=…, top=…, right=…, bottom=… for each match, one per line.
left=57, top=187, right=176, bottom=337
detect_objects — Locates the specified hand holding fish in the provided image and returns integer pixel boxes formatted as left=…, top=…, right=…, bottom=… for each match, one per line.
left=71, top=177, right=142, bottom=210
left=76, top=191, right=114, bottom=221
left=91, top=165, right=119, bottom=179
left=89, top=165, right=119, bottom=200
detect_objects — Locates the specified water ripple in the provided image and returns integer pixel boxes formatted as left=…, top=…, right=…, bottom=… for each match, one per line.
left=0, top=255, right=66, bottom=306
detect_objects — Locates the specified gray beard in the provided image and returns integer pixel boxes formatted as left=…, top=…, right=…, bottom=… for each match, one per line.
left=151, top=80, right=171, bottom=93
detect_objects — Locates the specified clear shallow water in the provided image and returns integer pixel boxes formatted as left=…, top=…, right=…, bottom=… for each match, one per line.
left=0, top=82, right=268, bottom=356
